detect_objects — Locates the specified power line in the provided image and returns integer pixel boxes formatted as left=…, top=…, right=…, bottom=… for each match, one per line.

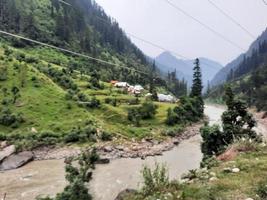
left=263, top=0, right=267, bottom=5
left=207, top=0, right=255, bottom=39
left=163, top=0, right=246, bottom=51
left=58, top=0, right=71, bottom=6
left=55, top=1, right=217, bottom=69
left=0, top=30, right=148, bottom=75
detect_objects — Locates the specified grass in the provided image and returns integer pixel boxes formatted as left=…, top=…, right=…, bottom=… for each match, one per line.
left=124, top=141, right=267, bottom=200
left=0, top=43, right=179, bottom=144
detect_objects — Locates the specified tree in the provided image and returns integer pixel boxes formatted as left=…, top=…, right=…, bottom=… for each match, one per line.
left=190, top=58, right=203, bottom=98
left=190, top=58, right=204, bottom=118
left=39, top=150, right=99, bottom=200
left=201, top=85, right=258, bottom=159
left=222, top=85, right=257, bottom=141
left=11, top=86, right=20, bottom=104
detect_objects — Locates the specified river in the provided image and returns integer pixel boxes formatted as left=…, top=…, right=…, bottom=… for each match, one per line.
left=0, top=105, right=225, bottom=200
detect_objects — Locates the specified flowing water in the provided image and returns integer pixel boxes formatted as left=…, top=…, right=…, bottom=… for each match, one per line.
left=0, top=105, right=226, bottom=200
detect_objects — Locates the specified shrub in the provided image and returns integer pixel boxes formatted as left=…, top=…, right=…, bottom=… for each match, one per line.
left=100, top=131, right=113, bottom=141
left=128, top=107, right=141, bottom=127
left=200, top=124, right=226, bottom=157
left=139, top=101, right=158, bottom=119
left=0, top=108, right=24, bottom=127
left=257, top=180, right=267, bottom=199
left=141, top=163, right=169, bottom=196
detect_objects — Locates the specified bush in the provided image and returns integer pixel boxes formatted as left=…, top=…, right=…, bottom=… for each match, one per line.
left=141, top=163, right=169, bottom=196
left=200, top=124, right=226, bottom=157
left=100, top=131, right=113, bottom=141
left=128, top=107, right=142, bottom=127
left=0, top=108, right=24, bottom=127
left=139, top=101, right=158, bottom=119
left=162, top=126, right=184, bottom=137
left=257, top=180, right=267, bottom=199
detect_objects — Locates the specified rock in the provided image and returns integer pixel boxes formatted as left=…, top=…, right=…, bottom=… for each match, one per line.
left=232, top=168, right=240, bottom=173
left=0, top=141, right=8, bottom=149
left=114, top=189, right=137, bottom=200
left=245, top=198, right=254, bottom=200
left=31, top=127, right=38, bottom=133
left=209, top=172, right=216, bottom=177
left=223, top=167, right=232, bottom=173
left=96, top=158, right=110, bottom=164
left=0, top=151, right=33, bottom=171
left=173, top=139, right=179, bottom=145
left=116, top=146, right=124, bottom=151
left=209, top=177, right=218, bottom=182
left=0, top=145, right=16, bottom=162
left=103, top=146, right=113, bottom=152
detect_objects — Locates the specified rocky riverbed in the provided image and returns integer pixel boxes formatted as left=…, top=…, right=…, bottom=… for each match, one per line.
left=32, top=122, right=202, bottom=162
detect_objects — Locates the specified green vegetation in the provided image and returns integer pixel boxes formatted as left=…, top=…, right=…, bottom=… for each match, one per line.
left=201, top=86, right=258, bottom=161
left=166, top=59, right=204, bottom=126
left=38, top=149, right=99, bottom=200
left=208, top=40, right=267, bottom=111
left=0, top=43, right=182, bottom=150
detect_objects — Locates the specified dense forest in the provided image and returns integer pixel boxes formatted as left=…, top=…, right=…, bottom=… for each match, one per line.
left=208, top=39, right=267, bottom=111
left=0, top=0, right=153, bottom=85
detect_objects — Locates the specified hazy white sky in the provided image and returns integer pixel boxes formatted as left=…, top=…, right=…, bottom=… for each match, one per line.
left=95, top=0, right=267, bottom=65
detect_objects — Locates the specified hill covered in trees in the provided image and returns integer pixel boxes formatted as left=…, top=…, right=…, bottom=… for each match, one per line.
left=0, top=0, right=158, bottom=85
left=208, top=28, right=267, bottom=111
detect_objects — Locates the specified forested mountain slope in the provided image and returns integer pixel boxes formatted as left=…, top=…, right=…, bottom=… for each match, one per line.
left=211, top=27, right=267, bottom=86
left=0, top=0, right=154, bottom=85
left=208, top=37, right=267, bottom=111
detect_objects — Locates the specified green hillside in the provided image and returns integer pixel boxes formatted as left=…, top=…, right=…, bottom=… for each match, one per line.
left=0, top=42, right=181, bottom=150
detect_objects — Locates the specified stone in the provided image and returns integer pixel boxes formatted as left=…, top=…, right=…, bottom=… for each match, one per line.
left=0, top=151, right=33, bottom=171
left=96, top=158, right=110, bottom=164
left=114, top=189, right=137, bottom=200
left=209, top=177, right=218, bottom=182
left=0, top=145, right=16, bottom=162
left=232, top=168, right=240, bottom=173
left=31, top=127, right=38, bottom=133
left=116, top=146, right=124, bottom=151
left=245, top=198, right=254, bottom=200
left=223, top=167, right=232, bottom=173
left=0, top=141, right=8, bottom=149
left=103, top=146, right=113, bottom=152
left=173, top=139, right=179, bottom=145
left=209, top=172, right=216, bottom=177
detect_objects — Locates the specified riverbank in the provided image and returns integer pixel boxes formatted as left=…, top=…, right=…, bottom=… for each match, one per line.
left=0, top=104, right=225, bottom=200
left=32, top=122, right=203, bottom=162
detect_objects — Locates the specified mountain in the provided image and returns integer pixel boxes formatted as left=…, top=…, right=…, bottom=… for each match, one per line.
left=211, top=27, right=267, bottom=86
left=155, top=51, right=223, bottom=88
left=208, top=28, right=267, bottom=111
left=0, top=0, right=155, bottom=85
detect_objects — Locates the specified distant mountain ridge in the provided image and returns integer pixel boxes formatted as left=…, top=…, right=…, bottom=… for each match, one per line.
left=155, top=51, right=223, bottom=88
left=211, top=27, right=267, bottom=86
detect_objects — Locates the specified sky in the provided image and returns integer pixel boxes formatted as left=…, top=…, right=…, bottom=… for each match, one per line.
left=95, top=0, right=267, bottom=65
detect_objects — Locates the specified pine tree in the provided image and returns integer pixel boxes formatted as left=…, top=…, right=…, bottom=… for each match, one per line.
left=190, top=58, right=204, bottom=117
left=190, top=58, right=203, bottom=97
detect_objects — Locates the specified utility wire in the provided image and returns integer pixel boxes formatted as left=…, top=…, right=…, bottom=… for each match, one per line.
left=0, top=30, right=148, bottom=75
left=58, top=0, right=71, bottom=6
left=94, top=15, right=217, bottom=69
left=56, top=1, right=217, bottom=69
left=207, top=0, right=255, bottom=39
left=163, top=0, right=246, bottom=51
left=263, top=0, right=267, bottom=5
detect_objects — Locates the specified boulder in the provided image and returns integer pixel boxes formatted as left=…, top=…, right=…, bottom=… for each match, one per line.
left=0, top=151, right=33, bottom=171
left=103, top=146, right=113, bottom=153
left=116, top=146, right=124, bottom=151
left=232, top=168, right=240, bottom=173
left=96, top=158, right=110, bottom=164
left=114, top=189, right=137, bottom=200
left=0, top=141, right=8, bottom=149
left=0, top=145, right=16, bottom=163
